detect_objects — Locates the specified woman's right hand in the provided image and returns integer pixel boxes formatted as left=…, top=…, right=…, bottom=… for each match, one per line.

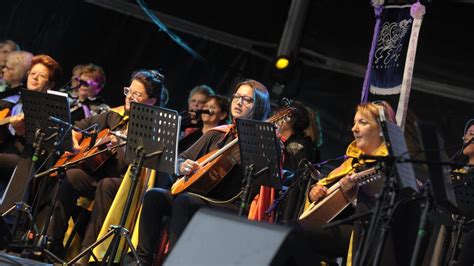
left=309, top=184, right=327, bottom=203
left=180, top=159, right=200, bottom=176
left=10, top=113, right=25, bottom=136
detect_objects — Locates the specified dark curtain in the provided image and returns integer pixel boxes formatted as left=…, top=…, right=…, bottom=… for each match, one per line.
left=0, top=0, right=275, bottom=111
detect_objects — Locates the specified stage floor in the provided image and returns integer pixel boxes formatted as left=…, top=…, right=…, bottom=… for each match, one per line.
left=0, top=251, right=52, bottom=265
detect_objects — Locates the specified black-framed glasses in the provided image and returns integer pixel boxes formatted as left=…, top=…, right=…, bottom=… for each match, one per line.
left=232, top=93, right=254, bottom=105
left=123, top=87, right=143, bottom=99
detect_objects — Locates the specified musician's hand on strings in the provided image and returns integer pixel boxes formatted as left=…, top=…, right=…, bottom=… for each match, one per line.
left=10, top=113, right=25, bottom=136
left=180, top=159, right=200, bottom=176
left=309, top=184, right=327, bottom=203
left=71, top=130, right=82, bottom=152
left=109, top=135, right=120, bottom=146
left=339, top=174, right=357, bottom=200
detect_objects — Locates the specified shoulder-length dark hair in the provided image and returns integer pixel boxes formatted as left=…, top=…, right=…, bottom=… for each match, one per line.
left=131, top=69, right=168, bottom=107
left=232, top=79, right=271, bottom=121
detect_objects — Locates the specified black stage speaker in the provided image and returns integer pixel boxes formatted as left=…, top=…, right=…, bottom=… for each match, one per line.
left=165, top=208, right=313, bottom=266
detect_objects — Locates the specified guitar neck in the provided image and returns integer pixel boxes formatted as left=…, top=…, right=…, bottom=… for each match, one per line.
left=0, top=116, right=11, bottom=126
left=0, top=111, right=22, bottom=126
left=198, top=138, right=238, bottom=167
left=326, top=167, right=377, bottom=194
left=194, top=108, right=291, bottom=168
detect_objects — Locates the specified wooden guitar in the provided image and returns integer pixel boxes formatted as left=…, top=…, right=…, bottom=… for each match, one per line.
left=298, top=167, right=382, bottom=230
left=52, top=128, right=123, bottom=175
left=0, top=108, right=11, bottom=125
left=171, top=106, right=294, bottom=195
left=0, top=108, right=11, bottom=144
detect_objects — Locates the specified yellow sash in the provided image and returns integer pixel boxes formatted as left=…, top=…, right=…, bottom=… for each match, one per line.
left=91, top=165, right=156, bottom=262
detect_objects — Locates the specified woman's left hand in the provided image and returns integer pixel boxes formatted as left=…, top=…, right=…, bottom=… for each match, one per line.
left=339, top=174, right=358, bottom=200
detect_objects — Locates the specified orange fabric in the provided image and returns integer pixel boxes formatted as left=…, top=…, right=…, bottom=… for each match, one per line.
left=247, top=134, right=285, bottom=223
left=247, top=186, right=275, bottom=223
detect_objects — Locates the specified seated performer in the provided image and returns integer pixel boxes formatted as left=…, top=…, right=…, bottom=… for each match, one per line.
left=46, top=69, right=167, bottom=259
left=179, top=84, right=215, bottom=136
left=449, top=120, right=474, bottom=265
left=0, top=39, right=20, bottom=88
left=0, top=50, right=32, bottom=98
left=133, top=79, right=271, bottom=265
left=277, top=101, right=321, bottom=222
left=68, top=63, right=110, bottom=122
left=303, top=101, right=396, bottom=264
left=0, top=54, right=61, bottom=181
left=178, top=94, right=230, bottom=153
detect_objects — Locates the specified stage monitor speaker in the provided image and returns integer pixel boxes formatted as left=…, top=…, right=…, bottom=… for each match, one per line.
left=165, top=208, right=313, bottom=266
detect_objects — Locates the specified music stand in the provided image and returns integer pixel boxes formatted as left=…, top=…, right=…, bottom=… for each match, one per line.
left=415, top=121, right=463, bottom=265
left=2, top=90, right=71, bottom=262
left=68, top=102, right=180, bottom=265
left=236, top=118, right=282, bottom=216
left=355, top=119, right=418, bottom=265
left=23, top=89, right=72, bottom=153
left=382, top=120, right=419, bottom=192
left=416, top=121, right=457, bottom=212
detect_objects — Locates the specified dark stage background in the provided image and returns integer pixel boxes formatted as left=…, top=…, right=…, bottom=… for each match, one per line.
left=1, top=0, right=473, bottom=167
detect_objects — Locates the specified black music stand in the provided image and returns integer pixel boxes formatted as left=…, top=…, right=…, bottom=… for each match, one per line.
left=415, top=121, right=463, bottom=265
left=2, top=90, right=71, bottom=263
left=236, top=118, right=282, bottom=217
left=68, top=102, right=180, bottom=265
left=354, top=119, right=418, bottom=266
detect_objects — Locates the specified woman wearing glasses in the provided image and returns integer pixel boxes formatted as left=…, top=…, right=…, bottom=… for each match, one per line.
left=0, top=54, right=61, bottom=186
left=46, top=69, right=166, bottom=260
left=131, top=79, right=271, bottom=265
left=68, top=63, right=110, bottom=122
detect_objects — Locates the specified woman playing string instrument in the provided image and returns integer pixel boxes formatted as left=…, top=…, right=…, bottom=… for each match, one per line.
left=303, top=101, right=396, bottom=264
left=46, top=69, right=166, bottom=259
left=0, top=54, right=61, bottom=184
left=132, top=79, right=271, bottom=265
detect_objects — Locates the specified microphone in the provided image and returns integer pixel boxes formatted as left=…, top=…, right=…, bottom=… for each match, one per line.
left=462, top=137, right=474, bottom=149
left=75, top=77, right=98, bottom=87
left=305, top=161, right=322, bottom=181
left=49, top=116, right=95, bottom=137
left=358, top=154, right=395, bottom=161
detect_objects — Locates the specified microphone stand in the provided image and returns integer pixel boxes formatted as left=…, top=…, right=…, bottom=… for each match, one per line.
left=9, top=129, right=47, bottom=241
left=239, top=165, right=270, bottom=217
left=67, top=146, right=163, bottom=265
left=265, top=162, right=319, bottom=217
left=409, top=182, right=432, bottom=266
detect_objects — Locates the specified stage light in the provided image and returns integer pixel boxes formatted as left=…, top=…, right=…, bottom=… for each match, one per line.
left=274, top=0, right=310, bottom=70
left=275, top=58, right=290, bottom=70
